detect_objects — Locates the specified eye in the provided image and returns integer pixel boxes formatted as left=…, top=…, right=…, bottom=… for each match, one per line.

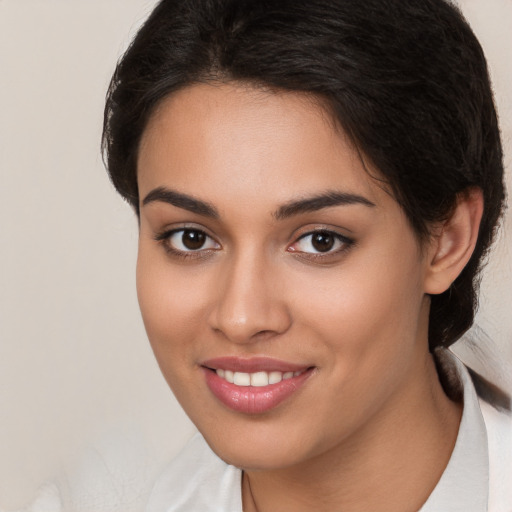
left=288, top=230, right=352, bottom=255
left=158, top=228, right=220, bottom=253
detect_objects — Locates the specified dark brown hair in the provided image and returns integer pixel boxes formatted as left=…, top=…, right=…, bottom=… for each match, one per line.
left=102, top=0, right=505, bottom=350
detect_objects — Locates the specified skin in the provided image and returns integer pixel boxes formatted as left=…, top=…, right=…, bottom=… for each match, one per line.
left=136, top=82, right=482, bottom=511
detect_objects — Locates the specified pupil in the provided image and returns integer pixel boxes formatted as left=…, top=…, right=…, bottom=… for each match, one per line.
left=312, top=232, right=334, bottom=252
left=182, top=230, right=205, bottom=250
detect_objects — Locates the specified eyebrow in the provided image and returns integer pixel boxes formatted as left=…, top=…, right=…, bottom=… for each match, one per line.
left=142, top=187, right=219, bottom=218
left=142, top=186, right=375, bottom=220
left=274, top=191, right=375, bottom=220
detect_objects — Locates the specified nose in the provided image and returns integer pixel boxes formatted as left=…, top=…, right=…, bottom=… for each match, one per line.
left=207, top=250, right=292, bottom=344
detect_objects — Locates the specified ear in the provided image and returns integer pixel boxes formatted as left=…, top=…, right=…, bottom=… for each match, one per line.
left=424, top=187, right=484, bottom=295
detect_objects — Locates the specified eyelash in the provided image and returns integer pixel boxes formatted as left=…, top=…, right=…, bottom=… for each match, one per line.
left=154, top=228, right=220, bottom=260
left=154, top=227, right=355, bottom=261
left=288, top=230, right=355, bottom=260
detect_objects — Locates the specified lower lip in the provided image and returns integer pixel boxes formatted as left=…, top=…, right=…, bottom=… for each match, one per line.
left=203, top=368, right=314, bottom=414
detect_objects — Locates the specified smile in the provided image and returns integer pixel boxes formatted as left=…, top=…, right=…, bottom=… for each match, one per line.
left=201, top=357, right=315, bottom=414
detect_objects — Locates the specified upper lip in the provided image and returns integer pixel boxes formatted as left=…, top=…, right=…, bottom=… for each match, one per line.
left=201, top=356, right=312, bottom=373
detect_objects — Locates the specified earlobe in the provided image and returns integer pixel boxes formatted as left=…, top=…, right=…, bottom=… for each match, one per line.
left=424, top=187, right=484, bottom=295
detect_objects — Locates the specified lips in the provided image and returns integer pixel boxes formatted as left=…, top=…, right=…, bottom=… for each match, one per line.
left=201, top=357, right=315, bottom=414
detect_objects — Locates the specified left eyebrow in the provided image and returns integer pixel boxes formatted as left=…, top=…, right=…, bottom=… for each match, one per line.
left=273, top=191, right=376, bottom=220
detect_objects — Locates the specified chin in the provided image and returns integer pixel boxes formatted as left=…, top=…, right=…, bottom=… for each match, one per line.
left=198, top=420, right=318, bottom=471
left=209, top=440, right=299, bottom=471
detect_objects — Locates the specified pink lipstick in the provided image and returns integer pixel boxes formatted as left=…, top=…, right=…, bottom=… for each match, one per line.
left=201, top=357, right=315, bottom=414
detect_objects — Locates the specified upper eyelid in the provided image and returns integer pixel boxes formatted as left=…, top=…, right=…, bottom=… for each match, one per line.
left=297, top=229, right=350, bottom=240
left=292, top=225, right=354, bottom=241
left=154, top=224, right=217, bottom=240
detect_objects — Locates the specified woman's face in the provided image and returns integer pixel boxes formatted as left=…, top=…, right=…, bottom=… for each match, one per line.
left=136, top=83, right=433, bottom=470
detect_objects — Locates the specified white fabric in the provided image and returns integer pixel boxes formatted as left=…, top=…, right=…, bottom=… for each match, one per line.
left=146, top=351, right=512, bottom=512
left=0, top=484, right=62, bottom=512
left=419, top=353, right=489, bottom=511
left=146, top=434, right=242, bottom=512
left=481, top=399, right=512, bottom=511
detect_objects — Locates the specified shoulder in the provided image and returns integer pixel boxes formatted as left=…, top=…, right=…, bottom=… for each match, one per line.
left=466, top=359, right=512, bottom=511
left=479, top=398, right=512, bottom=512
left=146, top=433, right=243, bottom=512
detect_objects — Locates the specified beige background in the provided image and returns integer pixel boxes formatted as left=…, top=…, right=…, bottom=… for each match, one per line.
left=0, top=0, right=510, bottom=510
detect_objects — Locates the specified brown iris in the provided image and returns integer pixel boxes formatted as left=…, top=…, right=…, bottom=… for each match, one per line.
left=182, top=229, right=206, bottom=250
left=311, top=232, right=335, bottom=252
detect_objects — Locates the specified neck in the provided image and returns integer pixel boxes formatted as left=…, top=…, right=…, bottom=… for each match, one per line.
left=242, top=351, right=462, bottom=512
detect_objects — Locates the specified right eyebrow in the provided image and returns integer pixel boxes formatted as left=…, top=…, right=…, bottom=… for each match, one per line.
left=141, top=186, right=219, bottom=219
left=273, top=191, right=376, bottom=220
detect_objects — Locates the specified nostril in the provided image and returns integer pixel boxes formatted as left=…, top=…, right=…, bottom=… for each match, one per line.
left=254, top=329, right=276, bottom=338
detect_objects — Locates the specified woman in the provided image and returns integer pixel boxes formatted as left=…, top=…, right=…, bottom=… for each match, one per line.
left=102, top=0, right=511, bottom=510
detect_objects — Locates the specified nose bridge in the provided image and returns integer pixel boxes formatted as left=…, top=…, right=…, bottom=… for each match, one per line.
left=209, top=246, right=290, bottom=343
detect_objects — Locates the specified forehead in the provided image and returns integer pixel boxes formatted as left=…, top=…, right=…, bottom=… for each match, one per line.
left=137, top=82, right=385, bottom=210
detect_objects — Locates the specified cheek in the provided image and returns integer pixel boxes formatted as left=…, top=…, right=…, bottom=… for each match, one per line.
left=291, top=239, right=426, bottom=375
left=276, top=244, right=427, bottom=446
left=135, top=245, right=208, bottom=370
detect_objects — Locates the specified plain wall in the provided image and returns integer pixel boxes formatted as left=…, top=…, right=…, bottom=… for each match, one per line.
left=0, top=1, right=510, bottom=510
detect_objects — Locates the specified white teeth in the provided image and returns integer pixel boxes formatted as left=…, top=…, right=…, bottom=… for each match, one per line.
left=215, top=369, right=305, bottom=386
left=250, top=371, right=269, bottom=387
left=233, top=372, right=251, bottom=386
left=268, top=371, right=283, bottom=385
